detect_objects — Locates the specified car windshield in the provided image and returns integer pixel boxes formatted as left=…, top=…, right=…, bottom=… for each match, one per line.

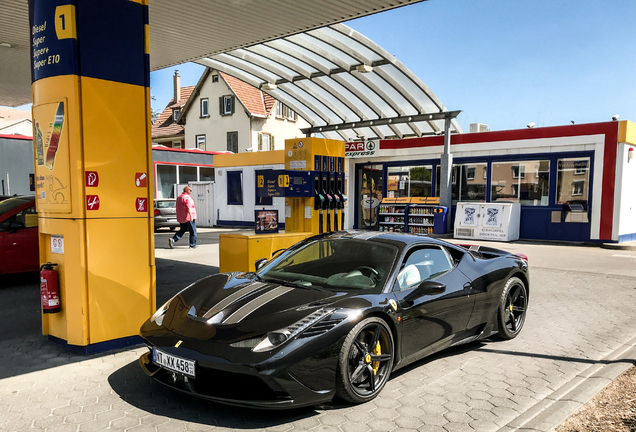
left=0, top=197, right=32, bottom=217
left=260, top=238, right=399, bottom=293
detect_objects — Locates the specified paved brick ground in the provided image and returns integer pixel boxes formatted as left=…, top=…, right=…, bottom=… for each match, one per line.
left=1, top=240, right=635, bottom=432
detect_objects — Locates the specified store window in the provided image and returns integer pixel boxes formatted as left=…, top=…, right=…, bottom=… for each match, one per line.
left=156, top=165, right=177, bottom=198
left=227, top=171, right=243, bottom=205
left=179, top=166, right=197, bottom=184
left=199, top=167, right=215, bottom=182
left=387, top=165, right=433, bottom=198
left=436, top=163, right=487, bottom=203
left=557, top=157, right=590, bottom=205
left=491, top=160, right=550, bottom=206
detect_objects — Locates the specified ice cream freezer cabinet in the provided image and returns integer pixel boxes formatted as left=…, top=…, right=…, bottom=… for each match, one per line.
left=454, top=202, right=521, bottom=242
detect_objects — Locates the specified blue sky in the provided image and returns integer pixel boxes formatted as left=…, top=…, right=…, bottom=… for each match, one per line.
left=17, top=0, right=636, bottom=132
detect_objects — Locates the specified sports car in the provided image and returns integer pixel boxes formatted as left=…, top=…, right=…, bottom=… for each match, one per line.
left=139, top=231, right=529, bottom=409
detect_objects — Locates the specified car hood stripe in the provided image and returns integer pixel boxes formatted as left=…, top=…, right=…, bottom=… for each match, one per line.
left=201, top=282, right=268, bottom=319
left=223, top=286, right=294, bottom=324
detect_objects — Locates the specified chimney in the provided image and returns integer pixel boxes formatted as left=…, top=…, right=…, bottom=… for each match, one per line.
left=173, top=70, right=181, bottom=103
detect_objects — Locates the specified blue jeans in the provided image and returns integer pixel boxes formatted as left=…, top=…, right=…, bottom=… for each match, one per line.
left=173, top=220, right=197, bottom=247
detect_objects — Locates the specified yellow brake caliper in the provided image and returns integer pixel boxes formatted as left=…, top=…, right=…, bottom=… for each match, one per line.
left=372, top=340, right=381, bottom=375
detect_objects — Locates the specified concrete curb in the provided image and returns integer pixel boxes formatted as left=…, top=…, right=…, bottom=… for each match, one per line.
left=601, top=241, right=636, bottom=251
left=498, top=334, right=636, bottom=432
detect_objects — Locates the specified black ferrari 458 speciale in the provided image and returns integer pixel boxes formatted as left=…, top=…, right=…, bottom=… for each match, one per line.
left=139, top=231, right=529, bottom=409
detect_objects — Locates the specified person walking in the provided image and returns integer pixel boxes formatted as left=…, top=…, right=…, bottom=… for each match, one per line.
left=169, top=186, right=197, bottom=249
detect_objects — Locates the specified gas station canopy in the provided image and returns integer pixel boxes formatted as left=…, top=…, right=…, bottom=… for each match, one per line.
left=0, top=0, right=428, bottom=108
left=196, top=24, right=462, bottom=141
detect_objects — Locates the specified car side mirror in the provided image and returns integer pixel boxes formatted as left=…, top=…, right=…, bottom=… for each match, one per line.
left=403, top=280, right=446, bottom=305
left=254, top=258, right=268, bottom=271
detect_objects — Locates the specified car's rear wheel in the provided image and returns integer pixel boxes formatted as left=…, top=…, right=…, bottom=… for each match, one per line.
left=336, top=317, right=394, bottom=403
left=496, top=277, right=528, bottom=340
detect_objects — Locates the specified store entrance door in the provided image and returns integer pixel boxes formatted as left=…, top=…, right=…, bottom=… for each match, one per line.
left=357, top=164, right=384, bottom=230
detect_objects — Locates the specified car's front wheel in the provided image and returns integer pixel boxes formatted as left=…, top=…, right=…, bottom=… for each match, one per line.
left=336, top=317, right=394, bottom=403
left=496, top=276, right=528, bottom=340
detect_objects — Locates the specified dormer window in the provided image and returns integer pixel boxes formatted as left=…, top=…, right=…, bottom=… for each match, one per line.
left=172, top=109, right=180, bottom=121
left=212, top=75, right=219, bottom=83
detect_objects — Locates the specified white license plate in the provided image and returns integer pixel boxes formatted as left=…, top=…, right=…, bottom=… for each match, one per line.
left=153, top=349, right=196, bottom=377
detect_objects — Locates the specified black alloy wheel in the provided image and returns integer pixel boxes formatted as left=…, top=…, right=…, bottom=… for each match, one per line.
left=336, top=317, right=394, bottom=403
left=497, top=277, right=528, bottom=340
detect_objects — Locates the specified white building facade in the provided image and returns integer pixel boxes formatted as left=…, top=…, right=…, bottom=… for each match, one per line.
left=180, top=68, right=311, bottom=153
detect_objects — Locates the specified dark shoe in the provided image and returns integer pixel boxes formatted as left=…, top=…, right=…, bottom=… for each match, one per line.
left=168, top=238, right=174, bottom=249
left=189, top=245, right=197, bottom=249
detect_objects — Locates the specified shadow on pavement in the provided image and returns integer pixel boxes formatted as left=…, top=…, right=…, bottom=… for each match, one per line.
left=108, top=360, right=320, bottom=428
left=0, top=258, right=220, bottom=381
left=155, top=257, right=219, bottom=305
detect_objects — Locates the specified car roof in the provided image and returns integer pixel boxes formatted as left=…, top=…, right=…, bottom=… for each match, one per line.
left=319, top=230, right=451, bottom=248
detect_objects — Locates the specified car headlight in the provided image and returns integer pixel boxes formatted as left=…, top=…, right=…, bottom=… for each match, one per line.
left=252, top=308, right=335, bottom=352
left=150, top=300, right=171, bottom=326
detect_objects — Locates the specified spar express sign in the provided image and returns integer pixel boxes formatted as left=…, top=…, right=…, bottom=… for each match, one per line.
left=345, top=141, right=377, bottom=158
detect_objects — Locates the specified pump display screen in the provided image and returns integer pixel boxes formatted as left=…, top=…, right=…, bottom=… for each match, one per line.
left=294, top=176, right=304, bottom=185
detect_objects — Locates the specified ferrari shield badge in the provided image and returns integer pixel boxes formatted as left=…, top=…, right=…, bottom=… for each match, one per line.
left=389, top=299, right=398, bottom=312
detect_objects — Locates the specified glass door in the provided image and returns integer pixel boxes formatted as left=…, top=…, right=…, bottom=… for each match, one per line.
left=357, top=164, right=384, bottom=230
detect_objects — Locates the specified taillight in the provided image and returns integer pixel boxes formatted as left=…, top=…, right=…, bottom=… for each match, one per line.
left=514, top=253, right=528, bottom=262
left=154, top=209, right=161, bottom=216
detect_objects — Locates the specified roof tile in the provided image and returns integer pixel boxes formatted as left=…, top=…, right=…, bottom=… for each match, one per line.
left=152, top=86, right=195, bottom=138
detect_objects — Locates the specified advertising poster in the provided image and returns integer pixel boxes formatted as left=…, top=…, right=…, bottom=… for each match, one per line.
left=33, top=100, right=72, bottom=213
left=255, top=210, right=279, bottom=234
left=460, top=204, right=479, bottom=227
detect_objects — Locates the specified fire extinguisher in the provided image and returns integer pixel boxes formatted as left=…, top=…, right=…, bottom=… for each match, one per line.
left=40, top=262, right=61, bottom=314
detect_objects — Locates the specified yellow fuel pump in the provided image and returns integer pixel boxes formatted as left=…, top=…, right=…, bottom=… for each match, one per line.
left=219, top=137, right=345, bottom=272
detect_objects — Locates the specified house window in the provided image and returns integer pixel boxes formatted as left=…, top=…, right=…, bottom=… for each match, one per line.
left=212, top=75, right=219, bottom=83
left=227, top=131, right=238, bottom=153
left=512, top=165, right=526, bottom=179
left=276, top=102, right=283, bottom=118
left=200, top=98, right=209, bottom=117
left=172, top=140, right=182, bottom=149
left=227, top=171, right=243, bottom=205
left=259, top=133, right=271, bottom=151
left=572, top=181, right=585, bottom=196
left=466, top=167, right=475, bottom=181
left=574, top=161, right=588, bottom=175
left=287, top=107, right=296, bottom=121
left=196, top=134, right=206, bottom=150
left=220, top=95, right=234, bottom=116
left=483, top=166, right=488, bottom=179
left=172, top=109, right=180, bottom=121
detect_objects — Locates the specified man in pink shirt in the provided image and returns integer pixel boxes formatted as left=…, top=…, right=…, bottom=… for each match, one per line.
left=169, top=186, right=197, bottom=249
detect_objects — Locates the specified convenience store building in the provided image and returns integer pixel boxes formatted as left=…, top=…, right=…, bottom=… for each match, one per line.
left=346, top=121, right=636, bottom=243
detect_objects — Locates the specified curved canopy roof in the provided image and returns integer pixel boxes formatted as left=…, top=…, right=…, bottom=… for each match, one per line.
left=0, top=0, right=426, bottom=107
left=196, top=23, right=462, bottom=141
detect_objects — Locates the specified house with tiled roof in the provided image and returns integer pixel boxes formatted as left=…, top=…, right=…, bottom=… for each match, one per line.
left=151, top=71, right=194, bottom=148
left=178, top=67, right=310, bottom=152
left=0, top=106, right=32, bottom=136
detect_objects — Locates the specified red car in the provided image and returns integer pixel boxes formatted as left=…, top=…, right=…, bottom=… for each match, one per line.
left=0, top=196, right=39, bottom=275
